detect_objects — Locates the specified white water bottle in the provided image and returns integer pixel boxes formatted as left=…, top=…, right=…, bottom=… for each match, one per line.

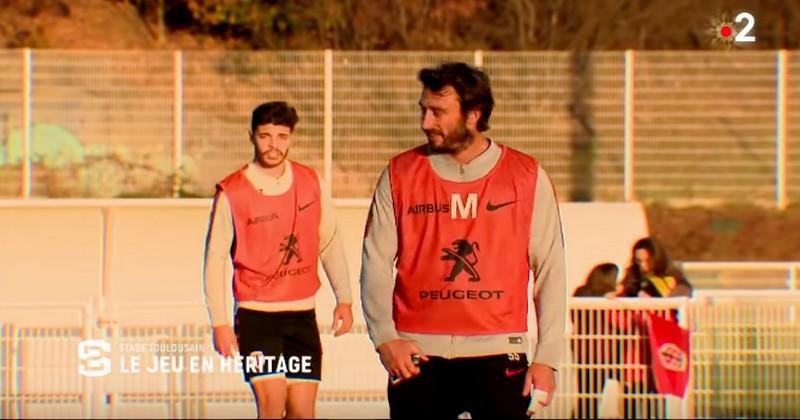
left=527, top=389, right=549, bottom=417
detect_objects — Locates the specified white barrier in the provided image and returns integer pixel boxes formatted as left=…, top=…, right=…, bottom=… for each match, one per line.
left=682, top=262, right=800, bottom=290
left=3, top=294, right=800, bottom=419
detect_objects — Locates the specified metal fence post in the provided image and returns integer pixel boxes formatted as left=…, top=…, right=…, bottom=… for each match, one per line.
left=623, top=50, right=635, bottom=202
left=2, top=324, right=20, bottom=418
left=323, top=49, right=333, bottom=198
left=776, top=49, right=788, bottom=210
left=87, top=301, right=108, bottom=419
left=473, top=50, right=483, bottom=67
left=172, top=50, right=184, bottom=198
left=21, top=48, right=32, bottom=199
left=679, top=298, right=693, bottom=419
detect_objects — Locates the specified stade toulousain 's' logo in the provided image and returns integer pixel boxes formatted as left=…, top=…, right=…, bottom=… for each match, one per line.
left=441, top=239, right=481, bottom=282
left=708, top=11, right=756, bottom=48
left=657, top=343, right=688, bottom=372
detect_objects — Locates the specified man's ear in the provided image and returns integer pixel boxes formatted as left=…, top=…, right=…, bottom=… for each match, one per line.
left=466, top=109, right=481, bottom=130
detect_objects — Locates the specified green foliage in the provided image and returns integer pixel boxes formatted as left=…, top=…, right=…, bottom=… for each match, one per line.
left=32, top=144, right=199, bottom=198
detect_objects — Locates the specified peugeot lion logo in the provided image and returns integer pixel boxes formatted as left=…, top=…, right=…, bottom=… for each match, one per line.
left=441, top=239, right=480, bottom=282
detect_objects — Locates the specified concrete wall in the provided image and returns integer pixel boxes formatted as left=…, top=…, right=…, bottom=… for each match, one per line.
left=0, top=199, right=648, bottom=324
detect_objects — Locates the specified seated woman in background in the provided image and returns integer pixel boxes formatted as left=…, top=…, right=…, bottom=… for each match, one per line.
left=574, top=262, right=619, bottom=297
left=616, top=237, right=692, bottom=419
left=571, top=262, right=620, bottom=419
left=619, top=237, right=693, bottom=298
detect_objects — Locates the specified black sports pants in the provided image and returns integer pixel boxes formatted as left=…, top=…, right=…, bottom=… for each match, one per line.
left=387, top=353, right=531, bottom=420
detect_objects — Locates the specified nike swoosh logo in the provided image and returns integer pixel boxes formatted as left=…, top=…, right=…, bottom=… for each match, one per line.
left=505, top=367, right=525, bottom=377
left=486, top=200, right=516, bottom=211
left=298, top=201, right=315, bottom=211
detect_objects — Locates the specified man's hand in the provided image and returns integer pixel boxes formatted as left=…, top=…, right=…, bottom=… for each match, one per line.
left=376, top=339, right=429, bottom=380
left=212, top=325, right=238, bottom=358
left=331, top=303, right=353, bottom=337
left=522, top=363, right=556, bottom=406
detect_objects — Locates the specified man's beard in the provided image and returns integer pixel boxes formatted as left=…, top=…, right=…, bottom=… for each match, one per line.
left=255, top=148, right=288, bottom=168
left=426, top=122, right=473, bottom=154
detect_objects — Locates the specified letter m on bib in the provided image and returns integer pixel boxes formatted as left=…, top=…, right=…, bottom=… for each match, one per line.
left=450, top=193, right=478, bottom=219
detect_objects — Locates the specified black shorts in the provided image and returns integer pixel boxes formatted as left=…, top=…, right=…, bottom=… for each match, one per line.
left=234, top=308, right=322, bottom=382
left=387, top=353, right=530, bottom=420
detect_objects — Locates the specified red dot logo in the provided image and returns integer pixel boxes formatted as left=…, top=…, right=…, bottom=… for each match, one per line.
left=720, top=25, right=733, bottom=38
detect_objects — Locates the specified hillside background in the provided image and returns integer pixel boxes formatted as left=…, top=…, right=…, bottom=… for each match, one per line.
left=2, top=0, right=799, bottom=50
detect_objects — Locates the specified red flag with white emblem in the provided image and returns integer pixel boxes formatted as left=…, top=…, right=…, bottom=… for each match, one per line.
left=646, top=312, right=691, bottom=397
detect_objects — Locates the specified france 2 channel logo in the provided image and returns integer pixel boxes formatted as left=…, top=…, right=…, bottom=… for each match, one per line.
left=710, top=12, right=756, bottom=47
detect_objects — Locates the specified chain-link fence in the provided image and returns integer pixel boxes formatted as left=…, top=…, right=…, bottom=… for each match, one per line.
left=1, top=49, right=798, bottom=206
